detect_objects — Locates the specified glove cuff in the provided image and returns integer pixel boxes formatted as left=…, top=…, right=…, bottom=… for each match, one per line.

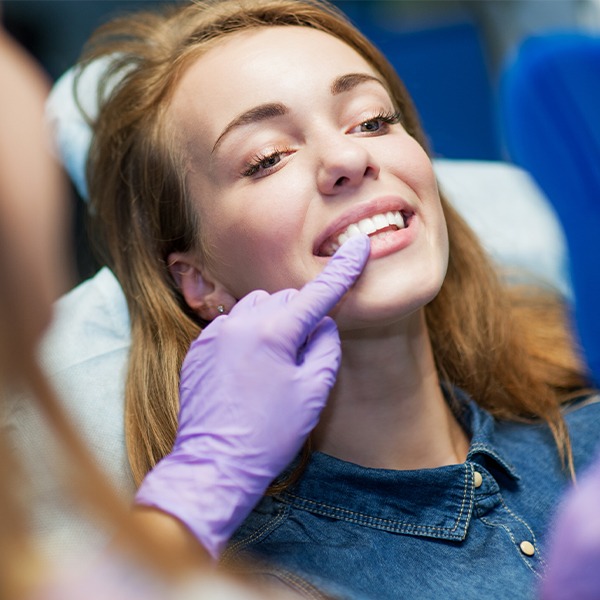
left=134, top=451, right=271, bottom=559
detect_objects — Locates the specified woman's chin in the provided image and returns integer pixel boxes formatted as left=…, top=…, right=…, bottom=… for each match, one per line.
left=333, top=299, right=427, bottom=334
left=333, top=269, right=444, bottom=332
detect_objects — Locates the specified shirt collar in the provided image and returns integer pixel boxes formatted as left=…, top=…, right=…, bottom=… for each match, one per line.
left=277, top=388, right=520, bottom=541
left=451, top=387, right=521, bottom=482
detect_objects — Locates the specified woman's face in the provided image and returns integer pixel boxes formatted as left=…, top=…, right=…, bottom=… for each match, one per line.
left=168, top=26, right=448, bottom=330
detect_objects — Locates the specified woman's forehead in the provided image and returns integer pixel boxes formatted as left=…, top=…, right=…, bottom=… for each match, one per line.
left=191, top=24, right=368, bottom=68
left=168, top=26, right=382, bottom=143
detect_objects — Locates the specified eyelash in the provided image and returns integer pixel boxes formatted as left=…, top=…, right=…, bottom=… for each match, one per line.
left=240, top=110, right=402, bottom=178
left=357, top=110, right=402, bottom=133
left=241, top=146, right=293, bottom=178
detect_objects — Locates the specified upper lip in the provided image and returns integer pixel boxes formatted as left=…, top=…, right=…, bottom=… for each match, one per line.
left=313, top=195, right=415, bottom=255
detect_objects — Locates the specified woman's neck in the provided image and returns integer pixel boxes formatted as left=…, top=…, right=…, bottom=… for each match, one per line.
left=312, top=310, right=470, bottom=471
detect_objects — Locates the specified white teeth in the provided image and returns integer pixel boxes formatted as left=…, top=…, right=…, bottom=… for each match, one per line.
left=387, top=211, right=404, bottom=228
left=373, top=213, right=389, bottom=230
left=319, top=210, right=406, bottom=257
left=342, top=210, right=404, bottom=242
left=357, top=217, right=376, bottom=235
left=346, top=223, right=362, bottom=238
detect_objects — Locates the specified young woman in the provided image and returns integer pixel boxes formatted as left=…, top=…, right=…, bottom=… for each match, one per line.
left=78, top=0, right=598, bottom=597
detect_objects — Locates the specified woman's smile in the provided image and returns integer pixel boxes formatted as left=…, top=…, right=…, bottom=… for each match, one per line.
left=314, top=195, right=416, bottom=260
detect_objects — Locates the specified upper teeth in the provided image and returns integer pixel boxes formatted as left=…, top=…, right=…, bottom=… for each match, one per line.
left=334, top=210, right=404, bottom=247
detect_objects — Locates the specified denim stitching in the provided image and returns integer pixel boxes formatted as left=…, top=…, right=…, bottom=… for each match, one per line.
left=221, top=503, right=289, bottom=562
left=469, top=442, right=520, bottom=479
left=497, top=495, right=547, bottom=570
left=281, top=465, right=473, bottom=537
left=480, top=515, right=541, bottom=578
left=262, top=569, right=331, bottom=600
left=474, top=466, right=546, bottom=575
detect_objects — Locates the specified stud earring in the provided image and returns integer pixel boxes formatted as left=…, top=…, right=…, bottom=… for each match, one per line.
left=216, top=304, right=226, bottom=315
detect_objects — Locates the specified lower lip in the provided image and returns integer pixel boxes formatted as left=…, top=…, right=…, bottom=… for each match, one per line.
left=367, top=216, right=417, bottom=259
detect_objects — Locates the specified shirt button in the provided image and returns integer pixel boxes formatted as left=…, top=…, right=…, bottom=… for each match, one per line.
left=473, top=471, right=483, bottom=488
left=520, top=541, right=535, bottom=556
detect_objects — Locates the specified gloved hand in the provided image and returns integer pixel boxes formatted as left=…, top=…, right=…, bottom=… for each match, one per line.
left=135, top=234, right=370, bottom=559
left=541, top=453, right=600, bottom=600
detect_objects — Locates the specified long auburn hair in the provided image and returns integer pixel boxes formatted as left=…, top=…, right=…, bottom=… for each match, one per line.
left=82, top=0, right=590, bottom=486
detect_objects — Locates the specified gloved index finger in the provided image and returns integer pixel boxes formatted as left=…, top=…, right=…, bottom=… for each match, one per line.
left=286, top=234, right=370, bottom=343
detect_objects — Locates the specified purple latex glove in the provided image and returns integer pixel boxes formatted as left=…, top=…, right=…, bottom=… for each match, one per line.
left=541, top=453, right=600, bottom=600
left=135, top=234, right=370, bottom=559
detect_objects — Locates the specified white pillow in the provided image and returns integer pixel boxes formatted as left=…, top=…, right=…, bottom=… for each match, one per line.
left=3, top=268, right=133, bottom=561
left=434, top=159, right=571, bottom=298
left=45, top=57, right=125, bottom=200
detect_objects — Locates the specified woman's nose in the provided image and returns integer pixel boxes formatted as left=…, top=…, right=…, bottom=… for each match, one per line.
left=316, top=137, right=380, bottom=195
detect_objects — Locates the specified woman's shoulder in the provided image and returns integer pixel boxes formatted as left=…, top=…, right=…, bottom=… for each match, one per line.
left=562, top=393, right=600, bottom=472
left=481, top=392, right=600, bottom=481
left=562, top=393, right=600, bottom=433
left=561, top=392, right=600, bottom=416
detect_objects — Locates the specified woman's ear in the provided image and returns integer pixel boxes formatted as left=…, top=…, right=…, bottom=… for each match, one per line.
left=168, top=252, right=236, bottom=321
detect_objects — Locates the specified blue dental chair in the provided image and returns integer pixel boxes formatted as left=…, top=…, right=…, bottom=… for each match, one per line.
left=501, top=31, right=600, bottom=383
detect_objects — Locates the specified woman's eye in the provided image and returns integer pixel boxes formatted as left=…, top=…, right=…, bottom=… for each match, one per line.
left=360, top=119, right=384, bottom=133
left=260, top=154, right=281, bottom=169
left=242, top=148, right=292, bottom=178
left=353, top=111, right=402, bottom=135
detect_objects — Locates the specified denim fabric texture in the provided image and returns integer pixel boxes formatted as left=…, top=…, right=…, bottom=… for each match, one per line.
left=224, top=390, right=600, bottom=600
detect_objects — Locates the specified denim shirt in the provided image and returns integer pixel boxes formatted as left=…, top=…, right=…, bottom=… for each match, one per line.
left=223, top=391, right=600, bottom=600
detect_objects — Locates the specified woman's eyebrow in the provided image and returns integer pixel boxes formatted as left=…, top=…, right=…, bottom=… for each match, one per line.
left=211, top=74, right=384, bottom=154
left=212, top=102, right=288, bottom=153
left=331, top=72, right=385, bottom=95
